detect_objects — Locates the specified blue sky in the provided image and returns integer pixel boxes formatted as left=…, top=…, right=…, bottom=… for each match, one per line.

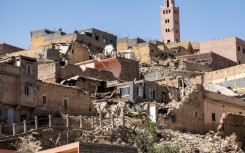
left=0, top=0, right=245, bottom=49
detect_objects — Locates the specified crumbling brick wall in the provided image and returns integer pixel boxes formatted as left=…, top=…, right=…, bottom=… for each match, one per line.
left=38, top=60, right=60, bottom=83
left=84, top=68, right=115, bottom=81
left=221, top=113, right=245, bottom=150
left=117, top=57, right=139, bottom=81
left=68, top=42, right=90, bottom=64
left=159, top=91, right=205, bottom=133
left=158, top=74, right=205, bottom=133
left=59, top=64, right=84, bottom=81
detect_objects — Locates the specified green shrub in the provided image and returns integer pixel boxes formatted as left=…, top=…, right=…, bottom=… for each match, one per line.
left=155, top=144, right=180, bottom=153
left=135, top=118, right=156, bottom=153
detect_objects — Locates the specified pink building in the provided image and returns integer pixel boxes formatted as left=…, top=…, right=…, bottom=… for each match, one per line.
left=76, top=57, right=139, bottom=81
left=160, top=0, right=180, bottom=43
left=199, top=37, right=245, bottom=65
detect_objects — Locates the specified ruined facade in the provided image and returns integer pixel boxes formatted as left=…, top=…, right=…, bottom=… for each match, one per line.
left=76, top=57, right=139, bottom=81
left=117, top=38, right=165, bottom=63
left=0, top=56, right=37, bottom=123
left=177, top=52, right=237, bottom=71
left=30, top=28, right=117, bottom=56
left=38, top=60, right=84, bottom=83
left=219, top=113, right=245, bottom=150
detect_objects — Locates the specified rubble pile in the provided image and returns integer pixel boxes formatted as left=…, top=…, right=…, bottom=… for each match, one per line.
left=81, top=126, right=136, bottom=146
left=156, top=128, right=243, bottom=153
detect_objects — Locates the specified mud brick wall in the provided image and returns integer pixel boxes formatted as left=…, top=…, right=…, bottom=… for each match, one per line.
left=222, top=113, right=245, bottom=150
left=117, top=57, right=139, bottom=81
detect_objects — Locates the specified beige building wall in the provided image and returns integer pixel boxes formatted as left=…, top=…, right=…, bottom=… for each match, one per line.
left=204, top=63, right=245, bottom=83
left=36, top=81, right=96, bottom=116
left=204, top=92, right=245, bottom=132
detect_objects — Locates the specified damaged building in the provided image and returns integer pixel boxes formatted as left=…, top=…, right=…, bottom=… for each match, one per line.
left=35, top=81, right=96, bottom=117
left=0, top=56, right=37, bottom=124
left=30, top=28, right=117, bottom=56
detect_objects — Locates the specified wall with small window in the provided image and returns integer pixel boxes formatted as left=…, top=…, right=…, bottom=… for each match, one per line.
left=204, top=94, right=245, bottom=132
left=36, top=81, right=96, bottom=116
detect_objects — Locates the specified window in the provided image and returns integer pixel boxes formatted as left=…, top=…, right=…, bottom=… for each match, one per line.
left=103, top=36, right=107, bottom=43
left=163, top=10, right=165, bottom=14
left=169, top=10, right=171, bottom=13
left=176, top=30, right=179, bottom=33
left=151, top=49, right=154, bottom=53
left=167, top=40, right=171, bottom=43
left=165, top=29, right=168, bottom=32
left=42, top=96, right=47, bottom=105
left=175, top=20, right=178, bottom=24
left=25, top=85, right=31, bottom=95
left=243, top=49, right=245, bottom=54
left=149, top=89, right=155, bottom=99
left=162, top=92, right=168, bottom=103
left=238, top=46, right=240, bottom=51
left=239, top=112, right=242, bottom=114
left=95, top=34, right=99, bottom=41
left=167, top=0, right=169, bottom=7
left=194, top=110, right=199, bottom=119
left=120, top=86, right=130, bottom=97
left=212, top=113, right=216, bottom=121
left=26, top=65, right=32, bottom=75
left=239, top=60, right=241, bottom=65
left=0, top=109, right=2, bottom=117
left=137, top=87, right=143, bottom=97
left=64, top=98, right=68, bottom=110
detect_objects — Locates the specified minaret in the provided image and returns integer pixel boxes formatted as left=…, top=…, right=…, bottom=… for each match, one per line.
left=160, top=0, right=180, bottom=43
